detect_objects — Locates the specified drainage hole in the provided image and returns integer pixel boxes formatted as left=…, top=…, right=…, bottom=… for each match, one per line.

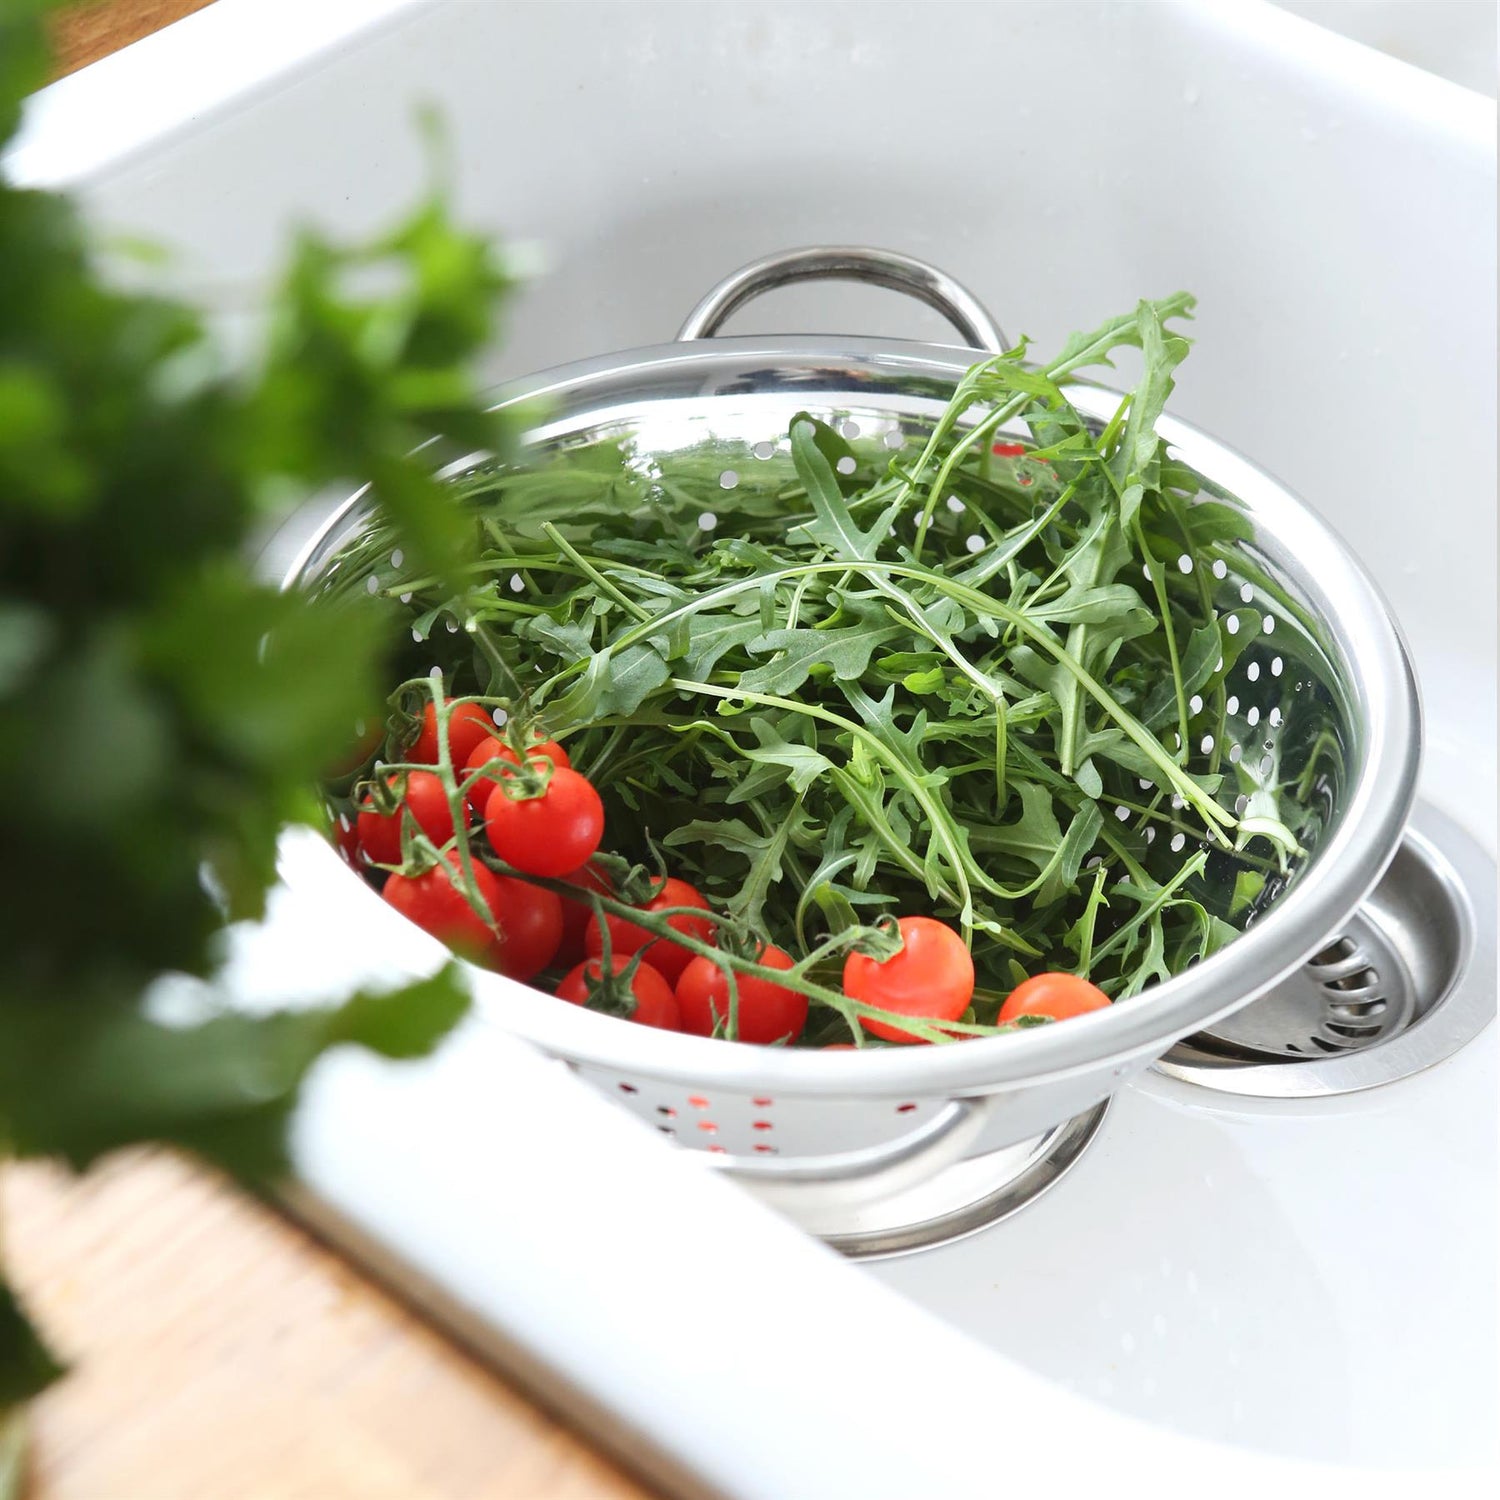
left=1325, top=998, right=1388, bottom=1021
left=1324, top=968, right=1381, bottom=993
left=1311, top=936, right=1357, bottom=964
left=1309, top=1035, right=1352, bottom=1053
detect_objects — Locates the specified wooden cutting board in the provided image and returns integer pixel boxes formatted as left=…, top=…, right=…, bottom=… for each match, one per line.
left=13, top=7, right=651, bottom=1498
left=6, top=1153, right=649, bottom=1500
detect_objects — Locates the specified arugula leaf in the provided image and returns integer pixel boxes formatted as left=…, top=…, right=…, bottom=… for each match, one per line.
left=740, top=623, right=902, bottom=695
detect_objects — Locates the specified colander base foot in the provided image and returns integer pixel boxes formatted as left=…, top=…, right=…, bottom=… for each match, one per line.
left=810, top=1099, right=1109, bottom=1261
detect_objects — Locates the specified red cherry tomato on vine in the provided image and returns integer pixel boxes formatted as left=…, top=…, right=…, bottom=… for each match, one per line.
left=484, top=766, right=604, bottom=878
left=356, top=770, right=457, bottom=865
left=382, top=855, right=560, bottom=979
left=997, top=972, right=1111, bottom=1024
left=333, top=817, right=363, bottom=868
left=463, top=734, right=571, bottom=814
left=409, top=699, right=494, bottom=767
left=382, top=855, right=497, bottom=963
left=326, top=721, right=383, bottom=780
left=409, top=699, right=495, bottom=769
left=555, top=862, right=613, bottom=967
left=485, top=873, right=564, bottom=980
left=676, top=945, right=807, bottom=1045
left=555, top=955, right=681, bottom=1030
left=583, top=876, right=713, bottom=986
left=842, top=916, right=974, bottom=1045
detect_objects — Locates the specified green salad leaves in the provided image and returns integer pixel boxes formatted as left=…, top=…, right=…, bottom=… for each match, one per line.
left=327, top=297, right=1310, bottom=1042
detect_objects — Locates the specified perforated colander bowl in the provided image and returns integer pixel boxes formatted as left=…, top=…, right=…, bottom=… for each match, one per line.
left=275, top=248, right=1421, bottom=1250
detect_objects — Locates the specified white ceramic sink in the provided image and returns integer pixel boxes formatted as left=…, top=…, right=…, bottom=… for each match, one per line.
left=12, top=1, right=1495, bottom=1491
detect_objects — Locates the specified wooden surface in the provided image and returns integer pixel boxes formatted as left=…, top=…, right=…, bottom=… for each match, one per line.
left=17, top=9, right=653, bottom=1500
left=5, top=1154, right=651, bottom=1500
left=50, top=0, right=219, bottom=79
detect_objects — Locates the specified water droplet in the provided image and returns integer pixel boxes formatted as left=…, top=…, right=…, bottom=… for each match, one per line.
left=946, top=494, right=965, bottom=514
left=965, top=534, right=985, bottom=554
left=697, top=511, right=718, bottom=531
left=509, top=573, right=525, bottom=592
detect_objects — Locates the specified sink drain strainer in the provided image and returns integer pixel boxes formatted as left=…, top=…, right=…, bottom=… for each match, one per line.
left=1158, top=800, right=1495, bottom=1096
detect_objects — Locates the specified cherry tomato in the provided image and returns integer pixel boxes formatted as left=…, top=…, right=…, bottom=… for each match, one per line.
left=326, top=720, right=383, bottom=780
left=356, top=771, right=457, bottom=865
left=842, top=916, right=974, bottom=1045
left=676, top=945, right=807, bottom=1045
left=463, top=734, right=571, bottom=815
left=382, top=855, right=500, bottom=963
left=486, top=872, right=564, bottom=980
left=383, top=855, right=560, bottom=979
left=484, top=766, right=604, bottom=878
left=555, top=862, right=613, bottom=968
left=410, top=699, right=495, bottom=768
left=583, top=876, right=714, bottom=986
left=332, top=817, right=363, bottom=868
left=997, top=972, right=1111, bottom=1024
left=555, top=955, right=681, bottom=1030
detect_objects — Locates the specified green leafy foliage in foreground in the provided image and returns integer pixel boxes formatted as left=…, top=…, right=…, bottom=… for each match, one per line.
left=0, top=6, right=513, bottom=1398
left=328, top=302, right=1322, bottom=1045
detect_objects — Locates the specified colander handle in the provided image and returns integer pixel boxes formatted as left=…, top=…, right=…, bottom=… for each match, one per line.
left=675, top=246, right=1009, bottom=353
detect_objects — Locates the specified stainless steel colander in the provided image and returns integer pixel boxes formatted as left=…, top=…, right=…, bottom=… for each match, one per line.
left=274, top=247, right=1421, bottom=1254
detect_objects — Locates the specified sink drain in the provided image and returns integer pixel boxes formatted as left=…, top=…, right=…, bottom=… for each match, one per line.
left=1157, top=801, right=1495, bottom=1097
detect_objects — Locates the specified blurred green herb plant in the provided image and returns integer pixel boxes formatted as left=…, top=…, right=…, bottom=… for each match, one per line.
left=0, top=0, right=510, bottom=1407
